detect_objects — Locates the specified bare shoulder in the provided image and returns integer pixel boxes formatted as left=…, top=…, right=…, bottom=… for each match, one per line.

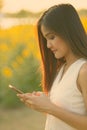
left=78, top=62, right=87, bottom=93
left=77, top=62, right=87, bottom=109
left=79, top=62, right=87, bottom=78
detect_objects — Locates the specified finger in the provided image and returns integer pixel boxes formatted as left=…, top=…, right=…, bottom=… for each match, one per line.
left=20, top=98, right=25, bottom=103
left=26, top=99, right=33, bottom=104
left=32, top=91, right=36, bottom=94
left=25, top=102, right=34, bottom=109
left=17, top=94, right=24, bottom=97
left=17, top=93, right=32, bottom=97
left=17, top=94, right=30, bottom=100
left=24, top=93, right=32, bottom=96
left=20, top=98, right=33, bottom=107
left=32, top=91, right=43, bottom=96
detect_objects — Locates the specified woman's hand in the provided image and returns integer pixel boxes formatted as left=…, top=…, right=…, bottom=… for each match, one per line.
left=17, top=91, right=53, bottom=113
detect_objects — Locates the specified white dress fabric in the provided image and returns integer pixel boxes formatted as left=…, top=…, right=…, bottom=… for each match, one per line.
left=45, top=58, right=87, bottom=130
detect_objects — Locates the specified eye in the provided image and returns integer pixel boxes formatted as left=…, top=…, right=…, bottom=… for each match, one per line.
left=48, top=35, right=55, bottom=40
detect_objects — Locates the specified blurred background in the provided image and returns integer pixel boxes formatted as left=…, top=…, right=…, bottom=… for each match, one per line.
left=0, top=0, right=87, bottom=130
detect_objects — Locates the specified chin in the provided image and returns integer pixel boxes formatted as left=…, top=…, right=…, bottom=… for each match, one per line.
left=54, top=54, right=63, bottom=59
left=54, top=55, right=61, bottom=59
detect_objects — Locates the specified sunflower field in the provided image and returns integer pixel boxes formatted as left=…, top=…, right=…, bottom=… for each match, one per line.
left=0, top=16, right=87, bottom=108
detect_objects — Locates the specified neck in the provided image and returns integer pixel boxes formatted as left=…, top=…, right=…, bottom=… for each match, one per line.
left=64, top=54, right=81, bottom=68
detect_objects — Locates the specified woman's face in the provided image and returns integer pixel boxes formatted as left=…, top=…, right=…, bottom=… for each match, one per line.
left=41, top=25, right=71, bottom=59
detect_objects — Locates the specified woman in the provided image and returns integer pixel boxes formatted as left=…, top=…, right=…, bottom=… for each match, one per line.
left=17, top=4, right=87, bottom=130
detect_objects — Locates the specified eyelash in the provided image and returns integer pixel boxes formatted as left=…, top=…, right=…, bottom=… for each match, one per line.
left=48, top=36, right=55, bottom=40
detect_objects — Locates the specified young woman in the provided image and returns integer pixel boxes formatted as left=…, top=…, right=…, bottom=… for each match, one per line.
left=17, top=4, right=87, bottom=130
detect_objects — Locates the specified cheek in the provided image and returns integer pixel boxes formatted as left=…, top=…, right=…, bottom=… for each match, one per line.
left=61, top=46, right=69, bottom=55
left=62, top=46, right=70, bottom=57
left=56, top=43, right=69, bottom=56
left=54, top=38, right=69, bottom=52
left=56, top=43, right=67, bottom=50
left=60, top=42, right=68, bottom=51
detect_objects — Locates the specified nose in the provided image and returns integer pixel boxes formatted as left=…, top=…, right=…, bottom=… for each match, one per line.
left=47, top=40, right=52, bottom=49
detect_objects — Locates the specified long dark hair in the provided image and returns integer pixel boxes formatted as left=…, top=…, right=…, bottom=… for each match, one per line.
left=37, top=4, right=87, bottom=92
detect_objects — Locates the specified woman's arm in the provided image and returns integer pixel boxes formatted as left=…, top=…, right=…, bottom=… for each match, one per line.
left=17, top=91, right=87, bottom=130
left=17, top=63, right=87, bottom=130
left=49, top=63, right=87, bottom=130
left=48, top=102, right=87, bottom=130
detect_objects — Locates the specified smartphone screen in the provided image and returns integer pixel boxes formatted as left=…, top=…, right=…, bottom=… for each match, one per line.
left=9, top=85, right=24, bottom=94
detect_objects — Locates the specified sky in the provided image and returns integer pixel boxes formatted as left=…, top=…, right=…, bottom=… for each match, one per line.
left=1, top=0, right=87, bottom=13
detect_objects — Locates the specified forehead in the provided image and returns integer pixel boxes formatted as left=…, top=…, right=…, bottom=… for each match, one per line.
left=41, top=25, right=54, bottom=36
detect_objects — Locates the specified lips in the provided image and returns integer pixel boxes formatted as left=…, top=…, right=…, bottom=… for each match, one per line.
left=51, top=49, right=57, bottom=53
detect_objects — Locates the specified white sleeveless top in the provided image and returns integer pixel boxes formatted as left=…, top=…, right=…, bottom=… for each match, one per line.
left=45, top=58, right=87, bottom=130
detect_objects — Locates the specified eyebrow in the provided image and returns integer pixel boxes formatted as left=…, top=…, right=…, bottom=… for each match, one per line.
left=45, top=32, right=54, bottom=37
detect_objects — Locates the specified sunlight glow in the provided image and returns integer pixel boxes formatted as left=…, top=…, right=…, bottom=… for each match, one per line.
left=2, top=0, right=87, bottom=13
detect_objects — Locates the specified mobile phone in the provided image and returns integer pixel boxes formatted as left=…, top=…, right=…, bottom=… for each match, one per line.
left=9, top=84, right=24, bottom=94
